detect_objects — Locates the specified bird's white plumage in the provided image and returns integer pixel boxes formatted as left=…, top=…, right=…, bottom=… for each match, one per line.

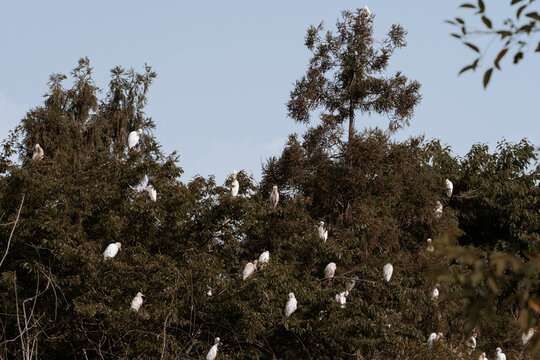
left=206, top=337, right=220, bottom=360
left=318, top=221, right=328, bottom=242
left=466, top=335, right=476, bottom=351
left=258, top=251, right=270, bottom=267
left=131, top=292, right=144, bottom=312
left=364, top=5, right=371, bottom=17
left=324, top=262, right=337, bottom=279
left=522, top=328, right=535, bottom=345
left=431, top=284, right=439, bottom=300
left=445, top=179, right=453, bottom=197
left=231, top=170, right=239, bottom=197
left=270, top=185, right=279, bottom=209
left=140, top=185, right=157, bottom=202
left=32, top=144, right=44, bottom=161
left=495, top=347, right=506, bottom=360
left=478, top=352, right=487, bottom=360
left=434, top=201, right=443, bottom=218
left=103, top=242, right=121, bottom=260
left=427, top=332, right=443, bottom=348
left=242, top=260, right=257, bottom=281
left=206, top=286, right=213, bottom=297
left=426, top=238, right=434, bottom=252
left=128, top=129, right=142, bottom=149
left=335, top=291, right=348, bottom=308
left=383, top=263, right=393, bottom=282
left=285, top=292, right=297, bottom=317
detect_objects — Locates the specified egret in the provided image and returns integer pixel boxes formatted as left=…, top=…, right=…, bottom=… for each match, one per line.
left=335, top=291, right=348, bottom=308
left=284, top=292, right=297, bottom=317
left=32, top=144, right=44, bottom=161
left=434, top=201, right=443, bottom=218
left=427, top=332, right=443, bottom=348
left=364, top=5, right=371, bottom=17
left=383, top=263, right=393, bottom=282
left=466, top=334, right=477, bottom=353
left=270, top=185, right=279, bottom=209
left=478, top=353, right=488, bottom=360
left=258, top=251, right=270, bottom=268
left=128, top=128, right=142, bottom=149
left=103, top=242, right=121, bottom=260
left=495, top=347, right=506, bottom=360
left=318, top=221, right=328, bottom=242
left=445, top=179, right=453, bottom=197
left=426, top=238, right=434, bottom=252
left=140, top=185, right=157, bottom=202
left=324, top=262, right=337, bottom=279
left=130, top=292, right=144, bottom=312
left=231, top=170, right=239, bottom=197
left=431, top=284, right=439, bottom=300
left=522, top=328, right=535, bottom=345
left=206, top=337, right=220, bottom=360
left=242, top=260, right=257, bottom=281
left=346, top=277, right=358, bottom=292
left=206, top=286, right=213, bottom=297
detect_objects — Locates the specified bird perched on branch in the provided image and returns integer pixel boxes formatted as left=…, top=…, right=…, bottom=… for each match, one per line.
left=285, top=292, right=297, bottom=317
left=383, top=263, right=393, bottom=282
left=130, top=292, right=144, bottom=312
left=270, top=185, right=279, bottom=209
left=318, top=221, right=328, bottom=242
left=231, top=170, right=239, bottom=197
left=140, top=184, right=157, bottom=202
left=258, top=251, right=269, bottom=268
left=426, top=238, right=434, bottom=252
left=206, top=337, right=221, bottom=360
left=434, top=201, right=443, bottom=218
left=324, top=262, right=337, bottom=279
left=242, top=260, right=257, bottom=281
left=444, top=179, right=453, bottom=197
left=522, top=328, right=536, bottom=345
left=32, top=144, right=44, bottom=161
left=103, top=242, right=121, bottom=260
left=495, top=347, right=506, bottom=360
left=335, top=291, right=348, bottom=308
left=128, top=128, right=142, bottom=149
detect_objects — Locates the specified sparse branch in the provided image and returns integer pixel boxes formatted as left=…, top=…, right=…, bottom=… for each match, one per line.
left=0, top=194, right=24, bottom=270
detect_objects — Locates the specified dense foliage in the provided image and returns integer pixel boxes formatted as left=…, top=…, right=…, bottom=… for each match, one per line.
left=0, top=8, right=538, bottom=360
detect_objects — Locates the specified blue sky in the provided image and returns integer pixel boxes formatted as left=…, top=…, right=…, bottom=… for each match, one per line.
left=1, top=1, right=538, bottom=183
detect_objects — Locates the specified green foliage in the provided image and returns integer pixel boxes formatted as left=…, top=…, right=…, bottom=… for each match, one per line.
left=448, top=0, right=540, bottom=87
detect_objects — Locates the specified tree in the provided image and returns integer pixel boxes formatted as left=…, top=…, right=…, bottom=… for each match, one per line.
left=287, top=8, right=421, bottom=144
left=447, top=0, right=540, bottom=88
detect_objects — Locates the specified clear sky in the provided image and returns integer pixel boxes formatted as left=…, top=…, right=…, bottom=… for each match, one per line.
left=1, top=1, right=538, bottom=183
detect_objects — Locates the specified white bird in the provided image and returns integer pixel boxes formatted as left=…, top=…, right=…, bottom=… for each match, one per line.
left=130, top=292, right=144, bottom=312
left=466, top=334, right=477, bottom=353
left=364, top=5, right=371, bottom=17
left=258, top=251, right=270, bottom=268
left=206, top=286, right=213, bottom=297
left=128, top=128, right=142, bottom=149
left=284, top=292, right=297, bottom=317
left=478, top=352, right=488, bottom=360
left=383, top=263, right=393, bottom=282
left=434, top=201, right=443, bottom=218
left=346, top=277, right=357, bottom=292
left=426, top=238, right=434, bottom=252
left=103, top=242, right=122, bottom=260
left=32, top=144, right=44, bottom=161
left=242, top=260, right=258, bottom=281
left=270, top=185, right=279, bottom=209
left=335, top=291, right=348, bottom=308
left=231, top=170, right=239, bottom=197
left=495, top=347, right=506, bottom=360
left=206, top=337, right=220, bottom=360
left=427, top=332, right=443, bottom=348
left=318, top=221, right=328, bottom=242
left=522, top=327, right=536, bottom=345
left=431, top=284, right=439, bottom=300
left=445, top=179, right=453, bottom=197
left=324, top=262, right=337, bottom=279
left=140, top=185, right=157, bottom=202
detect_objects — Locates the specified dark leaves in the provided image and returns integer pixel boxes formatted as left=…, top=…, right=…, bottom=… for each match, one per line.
left=494, top=48, right=509, bottom=69
left=464, top=42, right=480, bottom=52
left=482, top=67, right=493, bottom=88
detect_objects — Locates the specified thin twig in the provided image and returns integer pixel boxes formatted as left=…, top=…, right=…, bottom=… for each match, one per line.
left=0, top=194, right=25, bottom=269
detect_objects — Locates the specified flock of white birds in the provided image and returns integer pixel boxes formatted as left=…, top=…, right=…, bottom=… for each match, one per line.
left=30, top=123, right=535, bottom=359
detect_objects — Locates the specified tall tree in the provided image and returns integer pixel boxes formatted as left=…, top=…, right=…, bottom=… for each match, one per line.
left=287, top=8, right=421, bottom=143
